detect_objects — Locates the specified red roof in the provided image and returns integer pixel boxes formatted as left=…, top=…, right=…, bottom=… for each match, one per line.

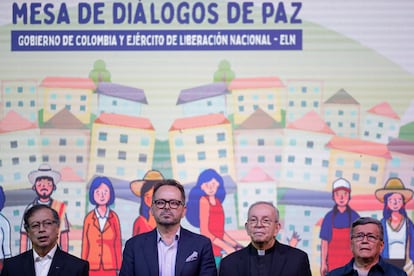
left=0, top=111, right=37, bottom=133
left=367, top=102, right=400, bottom=119
left=40, top=77, right=96, bottom=90
left=326, top=136, right=391, bottom=159
left=287, top=111, right=335, bottom=134
left=60, top=167, right=84, bottom=182
left=240, top=167, right=274, bottom=182
left=228, top=77, right=285, bottom=90
left=170, top=113, right=230, bottom=131
left=95, top=112, right=154, bottom=130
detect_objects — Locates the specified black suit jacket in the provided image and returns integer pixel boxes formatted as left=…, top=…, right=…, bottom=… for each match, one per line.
left=0, top=247, right=89, bottom=276
left=219, top=241, right=312, bottom=276
left=120, top=227, right=217, bottom=276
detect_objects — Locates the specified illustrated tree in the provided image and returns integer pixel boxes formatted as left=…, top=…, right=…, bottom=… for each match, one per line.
left=89, top=59, right=111, bottom=84
left=213, top=60, right=235, bottom=84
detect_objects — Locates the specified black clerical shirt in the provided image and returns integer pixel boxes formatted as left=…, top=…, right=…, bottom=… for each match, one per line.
left=248, top=242, right=276, bottom=276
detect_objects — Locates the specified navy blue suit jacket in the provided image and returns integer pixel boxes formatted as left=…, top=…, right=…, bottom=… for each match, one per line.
left=0, top=247, right=89, bottom=276
left=120, top=227, right=217, bottom=276
left=218, top=241, right=312, bottom=276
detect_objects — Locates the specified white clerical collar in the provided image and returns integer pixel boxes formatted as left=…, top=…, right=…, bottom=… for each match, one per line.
left=33, top=244, right=57, bottom=262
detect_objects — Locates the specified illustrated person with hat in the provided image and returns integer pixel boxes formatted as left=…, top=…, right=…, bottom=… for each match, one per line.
left=20, top=164, right=69, bottom=253
left=130, top=170, right=164, bottom=236
left=375, top=177, right=414, bottom=274
left=320, top=177, right=360, bottom=275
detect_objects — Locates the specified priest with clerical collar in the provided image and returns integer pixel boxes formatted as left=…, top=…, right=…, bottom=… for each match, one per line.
left=219, top=201, right=312, bottom=276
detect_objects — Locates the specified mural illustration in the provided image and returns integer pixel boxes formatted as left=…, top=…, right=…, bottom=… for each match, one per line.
left=82, top=176, right=122, bottom=276
left=186, top=169, right=243, bottom=265
left=0, top=186, right=11, bottom=270
left=319, top=178, right=360, bottom=274
left=130, top=170, right=164, bottom=236
left=20, top=164, right=69, bottom=253
left=1, top=0, right=414, bottom=275
left=375, top=178, right=414, bottom=274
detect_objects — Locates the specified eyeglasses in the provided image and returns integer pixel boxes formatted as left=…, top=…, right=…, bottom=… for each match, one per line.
left=351, top=233, right=380, bottom=242
left=247, top=217, right=277, bottom=227
left=153, top=199, right=184, bottom=209
left=27, top=220, right=58, bottom=231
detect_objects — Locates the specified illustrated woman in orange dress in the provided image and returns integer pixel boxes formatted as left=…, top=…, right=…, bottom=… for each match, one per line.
left=82, top=176, right=122, bottom=276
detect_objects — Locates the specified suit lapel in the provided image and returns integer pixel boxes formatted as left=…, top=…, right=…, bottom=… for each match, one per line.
left=175, top=229, right=187, bottom=276
left=47, top=247, right=64, bottom=276
left=144, top=230, right=159, bottom=276
left=23, top=251, right=36, bottom=276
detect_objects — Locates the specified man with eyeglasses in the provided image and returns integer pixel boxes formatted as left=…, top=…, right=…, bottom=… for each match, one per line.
left=218, top=201, right=311, bottom=276
left=120, top=179, right=217, bottom=276
left=1, top=205, right=89, bottom=276
left=327, top=217, right=407, bottom=276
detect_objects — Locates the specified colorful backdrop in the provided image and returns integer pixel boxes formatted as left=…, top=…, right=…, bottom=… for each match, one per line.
left=1, top=0, right=414, bottom=275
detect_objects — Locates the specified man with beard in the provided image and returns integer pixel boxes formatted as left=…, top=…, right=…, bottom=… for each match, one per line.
left=20, top=164, right=69, bottom=253
left=120, top=179, right=217, bottom=276
left=218, top=201, right=311, bottom=276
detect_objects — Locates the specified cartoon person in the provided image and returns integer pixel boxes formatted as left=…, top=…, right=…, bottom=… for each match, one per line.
left=375, top=177, right=414, bottom=273
left=319, top=178, right=360, bottom=275
left=0, top=186, right=11, bottom=271
left=82, top=176, right=122, bottom=276
left=186, top=168, right=242, bottom=266
left=129, top=170, right=164, bottom=236
left=20, top=164, right=69, bottom=253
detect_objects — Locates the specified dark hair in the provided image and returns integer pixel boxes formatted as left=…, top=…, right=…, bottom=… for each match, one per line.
left=351, top=217, right=384, bottom=241
left=139, top=180, right=157, bottom=220
left=23, top=205, right=60, bottom=231
left=186, top=169, right=226, bottom=227
left=89, top=176, right=115, bottom=206
left=153, top=179, right=186, bottom=203
left=383, top=192, right=407, bottom=219
left=0, top=186, right=5, bottom=211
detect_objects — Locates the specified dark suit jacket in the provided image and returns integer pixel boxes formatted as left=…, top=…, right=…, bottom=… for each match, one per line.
left=218, top=241, right=312, bottom=276
left=0, top=247, right=89, bottom=276
left=120, top=227, right=217, bottom=276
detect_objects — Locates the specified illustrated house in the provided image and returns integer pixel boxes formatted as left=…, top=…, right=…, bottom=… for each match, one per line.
left=0, top=79, right=39, bottom=122
left=237, top=167, right=277, bottom=227
left=39, top=76, right=96, bottom=125
left=281, top=111, right=335, bottom=190
left=177, top=82, right=229, bottom=117
left=228, top=77, right=285, bottom=125
left=361, top=102, right=400, bottom=144
left=96, top=82, right=147, bottom=116
left=233, top=108, right=284, bottom=181
left=88, top=112, right=155, bottom=181
left=169, top=113, right=235, bottom=183
left=40, top=108, right=90, bottom=179
left=323, top=88, right=360, bottom=138
left=326, top=136, right=391, bottom=194
left=386, top=138, right=414, bottom=186
left=0, top=111, right=40, bottom=189
left=285, top=79, right=323, bottom=124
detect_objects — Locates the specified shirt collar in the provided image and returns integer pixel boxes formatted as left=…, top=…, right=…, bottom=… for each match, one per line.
left=156, top=227, right=181, bottom=243
left=344, top=257, right=386, bottom=274
left=94, top=208, right=109, bottom=219
left=33, top=244, right=57, bottom=262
